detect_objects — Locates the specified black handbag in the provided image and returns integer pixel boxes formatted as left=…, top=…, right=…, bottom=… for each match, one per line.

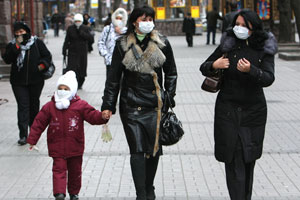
left=34, top=41, right=55, bottom=80
left=160, top=92, right=184, bottom=146
left=42, top=61, right=55, bottom=80
left=201, top=69, right=223, bottom=93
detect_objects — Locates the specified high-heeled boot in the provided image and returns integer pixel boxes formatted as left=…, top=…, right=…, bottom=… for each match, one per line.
left=131, top=153, right=146, bottom=200
left=145, top=154, right=160, bottom=200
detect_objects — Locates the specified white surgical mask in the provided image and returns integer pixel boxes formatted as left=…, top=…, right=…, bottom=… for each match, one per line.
left=138, top=21, right=154, bottom=34
left=233, top=25, right=250, bottom=40
left=75, top=22, right=82, bottom=29
left=115, top=19, right=123, bottom=28
left=57, top=89, right=72, bottom=99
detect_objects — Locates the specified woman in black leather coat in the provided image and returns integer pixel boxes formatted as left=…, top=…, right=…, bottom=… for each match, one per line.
left=200, top=9, right=277, bottom=200
left=101, top=6, right=177, bottom=200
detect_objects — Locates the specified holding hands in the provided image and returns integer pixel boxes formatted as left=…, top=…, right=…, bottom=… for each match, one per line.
left=102, top=110, right=112, bottom=120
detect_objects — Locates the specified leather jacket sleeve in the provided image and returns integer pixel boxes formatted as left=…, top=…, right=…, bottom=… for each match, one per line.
left=101, top=40, right=124, bottom=113
left=162, top=38, right=177, bottom=101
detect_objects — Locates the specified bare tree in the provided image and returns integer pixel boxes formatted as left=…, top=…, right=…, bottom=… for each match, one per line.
left=98, top=0, right=103, bottom=24
left=291, top=0, right=300, bottom=42
left=85, top=0, right=91, bottom=13
left=278, top=0, right=293, bottom=42
left=113, top=0, right=122, bottom=11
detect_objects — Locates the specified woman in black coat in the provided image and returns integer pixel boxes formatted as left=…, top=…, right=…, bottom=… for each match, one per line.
left=2, top=21, right=52, bottom=145
left=101, top=6, right=177, bottom=200
left=62, top=13, right=94, bottom=89
left=200, top=9, right=277, bottom=200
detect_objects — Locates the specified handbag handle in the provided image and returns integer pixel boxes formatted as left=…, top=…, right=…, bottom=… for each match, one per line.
left=165, top=91, right=175, bottom=113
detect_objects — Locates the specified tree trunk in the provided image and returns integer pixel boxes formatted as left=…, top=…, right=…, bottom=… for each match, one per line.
left=291, top=0, right=300, bottom=43
left=113, top=0, right=122, bottom=11
left=85, top=0, right=90, bottom=13
left=278, top=0, right=293, bottom=42
left=98, top=0, right=103, bottom=24
left=134, top=0, right=146, bottom=8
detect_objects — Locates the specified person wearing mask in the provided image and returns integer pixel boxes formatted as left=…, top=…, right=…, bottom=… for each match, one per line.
left=27, top=71, right=108, bottom=200
left=206, top=6, right=223, bottom=45
left=222, top=2, right=239, bottom=33
left=98, top=7, right=128, bottom=78
left=182, top=12, right=196, bottom=47
left=200, top=9, right=277, bottom=200
left=101, top=5, right=177, bottom=200
left=62, top=13, right=94, bottom=89
left=1, top=21, right=52, bottom=145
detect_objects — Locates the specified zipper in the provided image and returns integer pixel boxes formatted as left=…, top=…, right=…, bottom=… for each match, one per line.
left=26, top=49, right=30, bottom=85
left=62, top=110, right=66, bottom=158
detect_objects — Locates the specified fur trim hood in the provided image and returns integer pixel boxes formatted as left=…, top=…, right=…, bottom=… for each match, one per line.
left=220, top=31, right=278, bottom=55
left=112, top=8, right=128, bottom=29
left=120, top=30, right=166, bottom=74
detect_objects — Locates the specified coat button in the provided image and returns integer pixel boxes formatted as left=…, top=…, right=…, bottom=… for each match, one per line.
left=137, top=107, right=142, bottom=111
left=152, top=90, right=156, bottom=95
left=234, top=55, right=237, bottom=58
left=237, top=107, right=242, bottom=112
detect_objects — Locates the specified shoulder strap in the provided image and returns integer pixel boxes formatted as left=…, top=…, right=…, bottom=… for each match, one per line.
left=105, top=25, right=112, bottom=44
left=34, top=40, right=41, bottom=58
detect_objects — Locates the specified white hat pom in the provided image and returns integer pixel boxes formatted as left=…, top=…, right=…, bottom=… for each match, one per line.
left=74, top=13, right=83, bottom=22
left=56, top=71, right=78, bottom=98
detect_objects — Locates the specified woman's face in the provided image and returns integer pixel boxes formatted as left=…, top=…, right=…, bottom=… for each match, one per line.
left=15, top=28, right=26, bottom=36
left=235, top=15, right=252, bottom=36
left=133, top=14, right=153, bottom=34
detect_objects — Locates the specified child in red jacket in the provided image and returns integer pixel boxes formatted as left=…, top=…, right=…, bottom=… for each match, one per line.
left=27, top=71, right=108, bottom=200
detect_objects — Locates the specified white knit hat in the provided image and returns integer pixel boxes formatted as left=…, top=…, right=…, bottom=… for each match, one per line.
left=56, top=71, right=78, bottom=98
left=74, top=13, right=83, bottom=22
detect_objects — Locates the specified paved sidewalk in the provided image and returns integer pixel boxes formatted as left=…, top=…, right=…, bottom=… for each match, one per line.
left=1, top=30, right=300, bottom=200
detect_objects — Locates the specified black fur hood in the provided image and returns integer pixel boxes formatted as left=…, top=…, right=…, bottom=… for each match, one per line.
left=220, top=31, right=278, bottom=55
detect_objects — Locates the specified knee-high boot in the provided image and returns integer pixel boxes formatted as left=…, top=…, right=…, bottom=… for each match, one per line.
left=130, top=153, right=146, bottom=200
left=145, top=154, right=159, bottom=200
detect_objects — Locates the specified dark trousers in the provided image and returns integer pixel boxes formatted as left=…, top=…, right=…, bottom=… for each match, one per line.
left=130, top=153, right=160, bottom=200
left=52, top=156, right=83, bottom=196
left=76, top=76, right=85, bottom=89
left=185, top=33, right=193, bottom=47
left=12, top=83, right=44, bottom=139
left=106, top=65, right=111, bottom=80
left=225, top=139, right=255, bottom=200
left=206, top=26, right=216, bottom=44
left=54, top=23, right=59, bottom=37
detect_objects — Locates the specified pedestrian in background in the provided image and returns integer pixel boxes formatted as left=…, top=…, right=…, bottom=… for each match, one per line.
left=27, top=71, right=108, bottom=200
left=62, top=13, right=94, bottom=89
left=51, top=9, right=61, bottom=37
left=182, top=12, right=196, bottom=47
left=98, top=7, right=128, bottom=78
left=206, top=6, right=223, bottom=45
left=200, top=9, right=277, bottom=200
left=83, top=13, right=95, bottom=53
left=222, top=2, right=238, bottom=32
left=1, top=21, right=52, bottom=145
left=101, top=5, right=177, bottom=200
left=64, top=13, right=74, bottom=31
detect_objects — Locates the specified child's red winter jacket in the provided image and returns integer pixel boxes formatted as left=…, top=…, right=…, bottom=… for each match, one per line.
left=27, top=95, right=107, bottom=158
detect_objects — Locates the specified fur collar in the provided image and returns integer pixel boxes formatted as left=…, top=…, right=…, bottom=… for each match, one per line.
left=121, top=30, right=166, bottom=74
left=220, top=31, right=278, bottom=55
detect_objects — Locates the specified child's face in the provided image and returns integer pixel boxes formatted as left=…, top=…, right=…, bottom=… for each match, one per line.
left=58, top=85, right=70, bottom=91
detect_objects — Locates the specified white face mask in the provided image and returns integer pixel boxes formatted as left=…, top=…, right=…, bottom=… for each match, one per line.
left=233, top=25, right=250, bottom=40
left=115, top=19, right=123, bottom=28
left=75, top=21, right=82, bottom=29
left=57, top=89, right=72, bottom=99
left=138, top=21, right=155, bottom=34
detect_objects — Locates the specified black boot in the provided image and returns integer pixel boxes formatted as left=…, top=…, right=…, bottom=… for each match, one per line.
left=18, top=137, right=27, bottom=145
left=54, top=193, right=65, bottom=200
left=69, top=194, right=79, bottom=200
left=131, top=153, right=146, bottom=200
left=145, top=154, right=159, bottom=200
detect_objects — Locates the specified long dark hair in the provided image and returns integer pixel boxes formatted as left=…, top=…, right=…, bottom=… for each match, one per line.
left=231, top=9, right=268, bottom=49
left=126, top=5, right=155, bottom=35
